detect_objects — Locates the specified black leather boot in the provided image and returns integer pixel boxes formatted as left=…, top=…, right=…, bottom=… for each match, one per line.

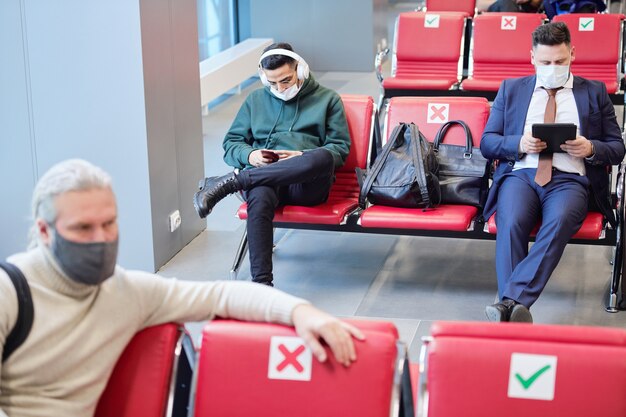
left=193, top=172, right=242, bottom=218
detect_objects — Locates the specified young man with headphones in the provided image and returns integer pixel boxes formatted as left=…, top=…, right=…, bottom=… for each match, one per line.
left=193, top=42, right=351, bottom=287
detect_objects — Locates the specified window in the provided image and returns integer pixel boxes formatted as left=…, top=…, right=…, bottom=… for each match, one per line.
left=197, top=0, right=238, bottom=61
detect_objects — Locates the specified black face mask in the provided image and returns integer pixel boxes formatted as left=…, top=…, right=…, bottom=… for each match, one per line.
left=50, top=230, right=118, bottom=286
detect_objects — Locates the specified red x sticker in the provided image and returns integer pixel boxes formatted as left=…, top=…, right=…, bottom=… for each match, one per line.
left=277, top=344, right=305, bottom=372
left=501, top=16, right=517, bottom=30
left=268, top=336, right=312, bottom=381
left=427, top=103, right=449, bottom=123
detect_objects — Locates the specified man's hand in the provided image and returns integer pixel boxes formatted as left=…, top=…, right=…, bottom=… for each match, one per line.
left=561, top=136, right=594, bottom=158
left=291, top=304, right=365, bottom=367
left=249, top=149, right=276, bottom=167
left=275, top=150, right=303, bottom=160
left=520, top=132, right=547, bottom=154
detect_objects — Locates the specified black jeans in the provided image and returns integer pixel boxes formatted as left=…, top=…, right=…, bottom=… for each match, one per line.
left=238, top=148, right=335, bottom=283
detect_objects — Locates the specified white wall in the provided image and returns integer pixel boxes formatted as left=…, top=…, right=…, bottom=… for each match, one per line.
left=0, top=0, right=205, bottom=271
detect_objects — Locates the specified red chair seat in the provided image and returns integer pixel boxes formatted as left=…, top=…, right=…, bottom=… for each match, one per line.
left=486, top=211, right=605, bottom=240
left=95, top=324, right=182, bottom=417
left=460, top=78, right=505, bottom=91
left=360, top=205, right=479, bottom=231
left=193, top=319, right=401, bottom=417
left=553, top=13, right=625, bottom=94
left=383, top=77, right=459, bottom=90
left=461, top=13, right=545, bottom=92
left=384, top=11, right=467, bottom=95
left=426, top=0, right=476, bottom=17
left=237, top=199, right=358, bottom=225
left=421, top=321, right=626, bottom=416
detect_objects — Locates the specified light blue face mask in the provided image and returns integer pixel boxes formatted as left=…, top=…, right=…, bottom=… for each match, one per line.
left=50, top=229, right=118, bottom=286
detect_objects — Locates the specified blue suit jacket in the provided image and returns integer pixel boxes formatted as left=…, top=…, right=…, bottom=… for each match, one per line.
left=480, top=75, right=625, bottom=225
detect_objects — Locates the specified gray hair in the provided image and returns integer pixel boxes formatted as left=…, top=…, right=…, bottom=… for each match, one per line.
left=29, top=159, right=112, bottom=247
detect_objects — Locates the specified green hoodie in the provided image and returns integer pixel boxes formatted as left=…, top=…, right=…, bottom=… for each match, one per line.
left=222, top=74, right=351, bottom=170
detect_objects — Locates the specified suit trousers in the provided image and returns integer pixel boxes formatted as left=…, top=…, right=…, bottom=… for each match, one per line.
left=495, top=168, right=589, bottom=307
left=238, top=148, right=335, bottom=284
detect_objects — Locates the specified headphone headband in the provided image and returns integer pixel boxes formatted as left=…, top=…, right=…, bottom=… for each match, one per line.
left=257, top=48, right=309, bottom=86
left=258, top=48, right=304, bottom=66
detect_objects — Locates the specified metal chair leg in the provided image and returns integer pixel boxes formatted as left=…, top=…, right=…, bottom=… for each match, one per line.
left=607, top=164, right=625, bottom=312
left=230, top=228, right=248, bottom=280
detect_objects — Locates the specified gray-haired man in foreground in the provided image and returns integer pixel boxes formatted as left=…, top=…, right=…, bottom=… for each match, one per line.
left=0, top=159, right=363, bottom=417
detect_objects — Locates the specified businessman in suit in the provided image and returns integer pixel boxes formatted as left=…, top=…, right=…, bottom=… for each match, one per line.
left=480, top=22, right=625, bottom=322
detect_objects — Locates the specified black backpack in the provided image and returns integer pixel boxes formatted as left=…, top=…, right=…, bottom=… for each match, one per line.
left=1, top=262, right=34, bottom=363
left=358, top=122, right=440, bottom=209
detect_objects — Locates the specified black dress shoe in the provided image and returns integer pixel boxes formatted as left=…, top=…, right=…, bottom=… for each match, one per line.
left=485, top=299, right=533, bottom=323
left=193, top=173, right=242, bottom=218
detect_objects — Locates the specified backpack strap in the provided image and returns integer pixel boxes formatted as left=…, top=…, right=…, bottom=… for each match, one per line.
left=408, top=124, right=431, bottom=208
left=358, top=123, right=408, bottom=208
left=1, top=262, right=34, bottom=363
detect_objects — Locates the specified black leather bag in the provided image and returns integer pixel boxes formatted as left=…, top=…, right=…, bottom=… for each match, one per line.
left=432, top=120, right=489, bottom=207
left=359, top=123, right=440, bottom=209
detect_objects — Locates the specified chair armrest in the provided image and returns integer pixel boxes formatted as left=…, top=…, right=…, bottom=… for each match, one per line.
left=375, top=48, right=390, bottom=84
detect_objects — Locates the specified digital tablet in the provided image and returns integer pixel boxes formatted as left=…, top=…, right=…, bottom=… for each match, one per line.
left=532, top=123, right=577, bottom=153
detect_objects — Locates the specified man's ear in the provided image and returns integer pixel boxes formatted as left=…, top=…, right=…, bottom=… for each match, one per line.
left=36, top=218, right=52, bottom=246
left=570, top=45, right=575, bottom=63
left=530, top=49, right=535, bottom=66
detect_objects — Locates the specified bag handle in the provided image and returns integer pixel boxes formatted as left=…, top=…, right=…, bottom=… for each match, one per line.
left=408, top=123, right=431, bottom=208
left=433, top=120, right=474, bottom=157
left=1, top=262, right=34, bottom=363
left=359, top=123, right=409, bottom=208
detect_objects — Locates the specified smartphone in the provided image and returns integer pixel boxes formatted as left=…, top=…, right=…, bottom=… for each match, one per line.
left=261, top=150, right=280, bottom=162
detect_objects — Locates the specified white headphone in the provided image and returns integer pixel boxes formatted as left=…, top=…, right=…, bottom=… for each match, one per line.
left=258, top=48, right=310, bottom=87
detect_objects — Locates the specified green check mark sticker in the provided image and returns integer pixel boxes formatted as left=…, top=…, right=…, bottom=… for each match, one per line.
left=508, top=353, right=557, bottom=401
left=579, top=18, right=594, bottom=31
left=424, top=14, right=440, bottom=28
left=515, top=364, right=551, bottom=389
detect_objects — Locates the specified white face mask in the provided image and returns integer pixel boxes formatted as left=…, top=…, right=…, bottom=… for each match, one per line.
left=536, top=64, right=570, bottom=89
left=270, top=82, right=300, bottom=101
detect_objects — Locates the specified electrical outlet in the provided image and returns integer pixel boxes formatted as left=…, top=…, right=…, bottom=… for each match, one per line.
left=169, top=210, right=181, bottom=232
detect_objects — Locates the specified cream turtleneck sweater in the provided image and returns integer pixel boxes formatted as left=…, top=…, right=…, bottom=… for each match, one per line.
left=0, top=246, right=307, bottom=417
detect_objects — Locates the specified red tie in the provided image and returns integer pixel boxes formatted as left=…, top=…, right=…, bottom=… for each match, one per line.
left=535, top=87, right=563, bottom=186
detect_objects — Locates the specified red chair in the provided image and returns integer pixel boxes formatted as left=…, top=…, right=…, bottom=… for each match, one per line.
left=461, top=13, right=546, bottom=93
left=425, top=0, right=476, bottom=17
left=377, top=12, right=468, bottom=106
left=95, top=323, right=194, bottom=417
left=360, top=96, right=490, bottom=232
left=553, top=13, right=625, bottom=94
left=417, top=321, right=626, bottom=416
left=191, top=319, right=404, bottom=417
left=230, top=94, right=375, bottom=279
left=485, top=211, right=606, bottom=240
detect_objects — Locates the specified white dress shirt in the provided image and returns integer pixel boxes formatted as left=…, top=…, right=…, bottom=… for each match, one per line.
left=515, top=74, right=585, bottom=176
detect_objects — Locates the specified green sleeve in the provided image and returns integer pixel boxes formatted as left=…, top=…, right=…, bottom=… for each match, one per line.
left=322, top=96, right=351, bottom=168
left=223, top=100, right=255, bottom=169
